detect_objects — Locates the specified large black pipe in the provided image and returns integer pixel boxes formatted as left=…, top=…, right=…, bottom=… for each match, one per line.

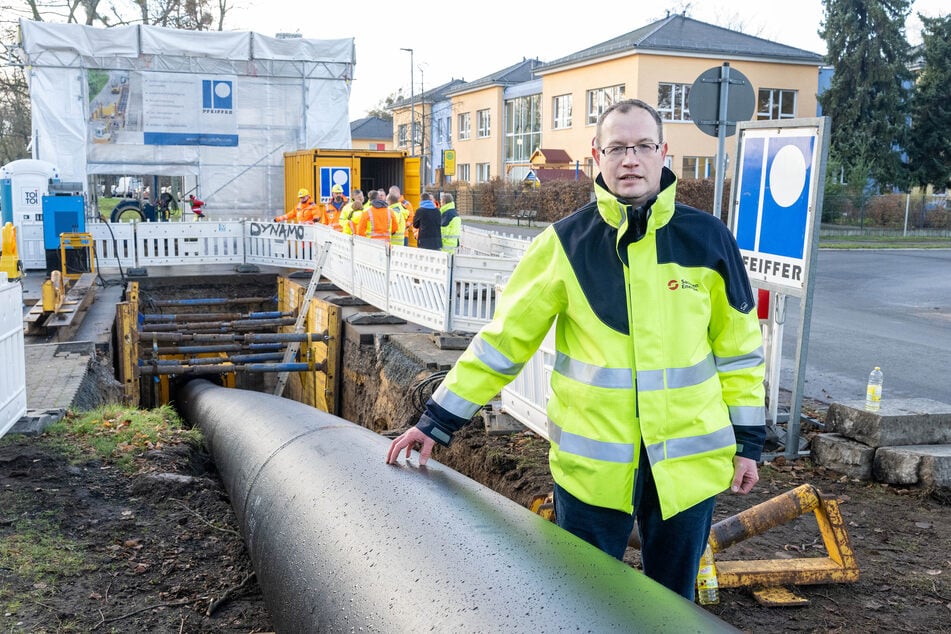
left=178, top=380, right=737, bottom=633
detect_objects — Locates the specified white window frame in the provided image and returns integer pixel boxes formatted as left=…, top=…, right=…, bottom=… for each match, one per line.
left=458, top=163, right=470, bottom=182
left=586, top=84, right=625, bottom=125
left=477, top=109, right=491, bottom=138
left=476, top=162, right=491, bottom=182
left=657, top=83, right=691, bottom=122
left=552, top=94, right=572, bottom=129
left=757, top=88, right=798, bottom=120
left=681, top=156, right=716, bottom=180
left=458, top=112, right=471, bottom=140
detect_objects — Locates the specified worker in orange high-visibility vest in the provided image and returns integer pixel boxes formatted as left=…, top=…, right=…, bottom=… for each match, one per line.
left=325, top=184, right=349, bottom=231
left=275, top=188, right=322, bottom=224
left=355, top=197, right=400, bottom=242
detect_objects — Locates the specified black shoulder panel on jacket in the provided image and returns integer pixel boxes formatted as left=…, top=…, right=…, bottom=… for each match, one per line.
left=552, top=202, right=630, bottom=334
left=656, top=205, right=755, bottom=313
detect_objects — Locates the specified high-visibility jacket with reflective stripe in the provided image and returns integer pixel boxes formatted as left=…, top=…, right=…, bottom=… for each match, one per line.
left=356, top=204, right=399, bottom=241
left=390, top=204, right=407, bottom=245
left=417, top=168, right=765, bottom=519
left=440, top=202, right=460, bottom=251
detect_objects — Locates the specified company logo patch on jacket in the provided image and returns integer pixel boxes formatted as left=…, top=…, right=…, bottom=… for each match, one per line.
left=667, top=278, right=700, bottom=292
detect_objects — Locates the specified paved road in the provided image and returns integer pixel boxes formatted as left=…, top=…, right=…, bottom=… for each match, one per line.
left=465, top=219, right=951, bottom=407
left=779, top=249, right=951, bottom=406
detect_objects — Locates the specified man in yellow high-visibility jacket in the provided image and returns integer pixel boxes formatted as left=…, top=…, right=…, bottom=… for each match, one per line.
left=387, top=99, right=766, bottom=601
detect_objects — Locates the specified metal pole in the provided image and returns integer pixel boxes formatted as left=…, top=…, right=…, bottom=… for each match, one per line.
left=400, top=48, right=415, bottom=157
left=713, top=63, right=731, bottom=221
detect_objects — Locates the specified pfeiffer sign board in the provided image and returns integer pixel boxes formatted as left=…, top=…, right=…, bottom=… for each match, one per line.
left=730, top=118, right=830, bottom=297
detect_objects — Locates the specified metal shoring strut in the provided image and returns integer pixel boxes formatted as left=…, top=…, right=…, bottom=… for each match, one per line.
left=273, top=241, right=332, bottom=397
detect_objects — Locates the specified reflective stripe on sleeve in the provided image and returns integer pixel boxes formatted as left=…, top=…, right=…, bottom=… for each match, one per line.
left=549, top=421, right=636, bottom=463
left=729, top=404, right=766, bottom=427
left=472, top=337, right=524, bottom=376
left=715, top=347, right=765, bottom=372
left=432, top=383, right=483, bottom=420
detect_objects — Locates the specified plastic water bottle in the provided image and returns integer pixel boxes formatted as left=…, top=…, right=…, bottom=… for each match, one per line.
left=696, top=543, right=719, bottom=605
left=865, top=366, right=884, bottom=412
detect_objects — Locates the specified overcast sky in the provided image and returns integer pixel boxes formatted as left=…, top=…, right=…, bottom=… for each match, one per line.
left=228, top=0, right=947, bottom=118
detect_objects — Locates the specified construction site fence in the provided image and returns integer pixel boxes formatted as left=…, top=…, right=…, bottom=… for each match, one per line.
left=77, top=219, right=531, bottom=335
left=0, top=275, right=27, bottom=439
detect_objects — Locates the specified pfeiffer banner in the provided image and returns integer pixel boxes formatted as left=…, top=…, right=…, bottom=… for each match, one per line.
left=730, top=118, right=830, bottom=296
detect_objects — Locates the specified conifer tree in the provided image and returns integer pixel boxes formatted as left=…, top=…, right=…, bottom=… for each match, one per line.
left=906, top=14, right=951, bottom=191
left=818, top=0, right=913, bottom=190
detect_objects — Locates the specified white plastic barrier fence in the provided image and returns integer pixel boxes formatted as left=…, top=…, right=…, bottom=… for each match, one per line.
left=316, top=225, right=355, bottom=295
left=388, top=246, right=451, bottom=331
left=351, top=237, right=390, bottom=312
left=457, top=226, right=495, bottom=256
left=246, top=221, right=321, bottom=270
left=448, top=253, right=519, bottom=333
left=135, top=221, right=245, bottom=267
left=88, top=222, right=137, bottom=270
left=492, top=232, right=534, bottom=259
left=501, top=325, right=556, bottom=440
left=0, top=275, right=27, bottom=439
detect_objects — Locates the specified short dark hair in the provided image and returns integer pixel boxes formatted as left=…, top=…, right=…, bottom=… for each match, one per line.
left=420, top=192, right=432, bottom=201
left=595, top=99, right=664, bottom=147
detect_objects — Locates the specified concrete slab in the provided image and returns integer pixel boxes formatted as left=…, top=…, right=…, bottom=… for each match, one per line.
left=873, top=445, right=951, bottom=489
left=826, top=399, right=951, bottom=447
left=811, top=433, right=875, bottom=480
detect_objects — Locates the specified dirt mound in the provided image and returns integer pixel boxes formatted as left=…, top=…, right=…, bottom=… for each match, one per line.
left=0, top=436, right=270, bottom=633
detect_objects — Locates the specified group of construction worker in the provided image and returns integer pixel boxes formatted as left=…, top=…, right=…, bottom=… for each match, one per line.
left=274, top=185, right=460, bottom=252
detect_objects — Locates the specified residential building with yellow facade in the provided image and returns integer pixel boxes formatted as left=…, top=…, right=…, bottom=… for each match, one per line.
left=390, top=13, right=823, bottom=187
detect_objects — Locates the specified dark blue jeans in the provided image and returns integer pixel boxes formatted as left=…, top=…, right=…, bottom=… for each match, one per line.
left=553, top=451, right=716, bottom=600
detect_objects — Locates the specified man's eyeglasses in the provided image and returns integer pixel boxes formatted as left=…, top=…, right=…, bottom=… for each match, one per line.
left=600, top=143, right=662, bottom=158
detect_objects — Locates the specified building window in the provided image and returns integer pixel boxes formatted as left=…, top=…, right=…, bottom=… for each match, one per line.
left=458, top=113, right=471, bottom=140
left=444, top=117, right=452, bottom=143
left=586, top=84, right=625, bottom=125
left=757, top=89, right=797, bottom=120
left=435, top=118, right=443, bottom=144
left=476, top=162, right=491, bottom=182
left=458, top=163, right=470, bottom=182
left=657, top=83, right=691, bottom=122
left=477, top=109, right=491, bottom=138
left=397, top=123, right=408, bottom=147
left=552, top=94, right=572, bottom=129
left=682, top=156, right=716, bottom=180
left=504, top=94, right=542, bottom=163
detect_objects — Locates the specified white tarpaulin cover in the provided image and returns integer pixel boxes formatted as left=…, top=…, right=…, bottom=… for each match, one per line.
left=17, top=20, right=355, bottom=218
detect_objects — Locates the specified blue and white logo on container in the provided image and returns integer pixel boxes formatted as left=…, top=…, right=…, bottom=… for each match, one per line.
left=202, top=80, right=233, bottom=112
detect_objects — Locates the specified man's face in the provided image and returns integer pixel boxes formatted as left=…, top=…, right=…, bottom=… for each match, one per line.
left=592, top=107, right=667, bottom=208
left=333, top=193, right=343, bottom=202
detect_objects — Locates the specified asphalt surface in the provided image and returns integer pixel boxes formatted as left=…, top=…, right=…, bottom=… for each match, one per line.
left=466, top=218, right=950, bottom=407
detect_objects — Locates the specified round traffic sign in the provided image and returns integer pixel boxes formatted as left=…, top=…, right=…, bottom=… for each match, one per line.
left=688, top=64, right=755, bottom=137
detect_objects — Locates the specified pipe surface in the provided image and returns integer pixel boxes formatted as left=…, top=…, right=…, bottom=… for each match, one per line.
left=178, top=380, right=736, bottom=633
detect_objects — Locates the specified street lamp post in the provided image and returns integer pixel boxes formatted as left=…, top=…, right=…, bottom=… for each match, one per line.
left=399, top=47, right=415, bottom=157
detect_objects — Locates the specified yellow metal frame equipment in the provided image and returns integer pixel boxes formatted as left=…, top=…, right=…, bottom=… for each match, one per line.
left=708, top=483, right=859, bottom=602
left=59, top=232, right=96, bottom=281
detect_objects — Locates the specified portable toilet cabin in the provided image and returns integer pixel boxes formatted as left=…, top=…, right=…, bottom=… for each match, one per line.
left=0, top=159, right=61, bottom=270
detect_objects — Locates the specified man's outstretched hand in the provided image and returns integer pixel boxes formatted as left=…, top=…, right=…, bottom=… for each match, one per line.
left=386, top=427, right=436, bottom=465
